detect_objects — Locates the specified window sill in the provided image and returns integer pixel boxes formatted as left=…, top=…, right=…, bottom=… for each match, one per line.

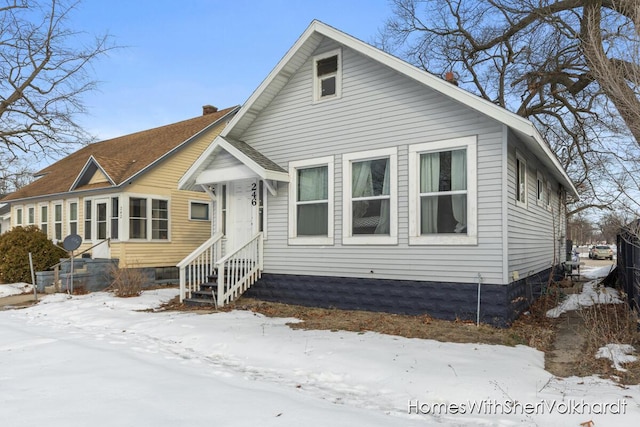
left=288, top=236, right=334, bottom=246
left=343, top=235, right=397, bottom=245
left=409, top=235, right=477, bottom=246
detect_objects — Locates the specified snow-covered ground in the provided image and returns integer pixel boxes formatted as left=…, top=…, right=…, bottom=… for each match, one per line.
left=0, top=282, right=32, bottom=298
left=1, top=264, right=638, bottom=426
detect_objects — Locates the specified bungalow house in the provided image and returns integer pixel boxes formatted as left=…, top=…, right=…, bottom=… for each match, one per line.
left=179, top=21, right=578, bottom=324
left=2, top=105, right=239, bottom=283
left=177, top=20, right=579, bottom=326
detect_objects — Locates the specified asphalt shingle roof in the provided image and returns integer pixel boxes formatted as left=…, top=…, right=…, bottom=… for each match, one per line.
left=4, top=106, right=238, bottom=202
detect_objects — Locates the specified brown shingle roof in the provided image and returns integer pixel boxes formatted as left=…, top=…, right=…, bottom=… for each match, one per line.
left=4, top=106, right=238, bottom=202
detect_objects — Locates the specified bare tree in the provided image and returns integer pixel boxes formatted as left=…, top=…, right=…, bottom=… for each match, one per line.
left=0, top=0, right=113, bottom=163
left=378, top=0, right=640, bottom=218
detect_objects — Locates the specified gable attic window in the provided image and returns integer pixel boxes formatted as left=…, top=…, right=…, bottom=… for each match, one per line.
left=313, top=49, right=341, bottom=102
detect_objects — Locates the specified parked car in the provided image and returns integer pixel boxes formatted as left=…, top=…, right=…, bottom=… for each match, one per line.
left=589, top=245, right=614, bottom=260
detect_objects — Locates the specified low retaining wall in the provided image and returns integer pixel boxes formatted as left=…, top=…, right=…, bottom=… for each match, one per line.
left=36, top=258, right=119, bottom=292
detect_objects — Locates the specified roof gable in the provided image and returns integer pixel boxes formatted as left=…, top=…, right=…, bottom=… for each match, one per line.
left=221, top=20, right=577, bottom=198
left=4, top=106, right=240, bottom=202
left=178, top=136, right=288, bottom=191
left=70, top=155, right=116, bottom=191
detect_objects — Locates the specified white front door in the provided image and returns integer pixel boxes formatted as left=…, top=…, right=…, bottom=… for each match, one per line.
left=92, top=198, right=111, bottom=259
left=227, top=179, right=257, bottom=249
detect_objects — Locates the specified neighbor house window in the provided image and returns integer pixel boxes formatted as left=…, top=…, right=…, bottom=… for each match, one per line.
left=129, top=197, right=147, bottom=239
left=128, top=196, right=169, bottom=241
left=516, top=153, right=527, bottom=207
left=189, top=201, right=210, bottom=221
left=111, top=197, right=119, bottom=240
left=342, top=148, right=397, bottom=245
left=53, top=203, right=63, bottom=240
left=409, top=136, right=477, bottom=245
left=152, top=199, right=168, bottom=239
left=288, top=156, right=334, bottom=245
left=84, top=199, right=92, bottom=240
left=40, top=205, right=48, bottom=236
left=313, top=49, right=341, bottom=101
left=15, top=207, right=23, bottom=226
left=68, top=201, right=78, bottom=235
left=27, top=206, right=35, bottom=225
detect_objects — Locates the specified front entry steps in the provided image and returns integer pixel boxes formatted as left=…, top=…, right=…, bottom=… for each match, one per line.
left=184, top=272, right=221, bottom=308
left=183, top=260, right=258, bottom=308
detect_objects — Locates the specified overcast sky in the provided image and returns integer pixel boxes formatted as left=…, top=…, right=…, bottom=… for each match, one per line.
left=70, top=0, right=392, bottom=142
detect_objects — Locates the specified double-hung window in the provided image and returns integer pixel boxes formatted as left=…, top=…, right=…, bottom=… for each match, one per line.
left=313, top=49, right=341, bottom=102
left=40, top=205, right=48, bottom=236
left=536, top=172, right=543, bottom=205
left=343, top=148, right=397, bottom=245
left=152, top=199, right=168, bottom=239
left=516, top=153, right=527, bottom=207
left=15, top=207, right=23, bottom=226
left=289, top=156, right=334, bottom=245
left=129, top=197, right=147, bottom=239
left=68, top=201, right=78, bottom=235
left=128, top=196, right=169, bottom=241
left=53, top=202, right=63, bottom=241
left=84, top=199, right=92, bottom=240
left=27, top=206, right=35, bottom=225
left=409, top=136, right=477, bottom=245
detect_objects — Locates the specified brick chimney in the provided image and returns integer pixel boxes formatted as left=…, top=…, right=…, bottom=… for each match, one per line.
left=445, top=71, right=458, bottom=86
left=202, top=105, right=218, bottom=115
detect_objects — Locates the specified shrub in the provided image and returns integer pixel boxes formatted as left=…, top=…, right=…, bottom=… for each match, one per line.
left=0, top=226, right=68, bottom=284
left=107, top=263, right=148, bottom=297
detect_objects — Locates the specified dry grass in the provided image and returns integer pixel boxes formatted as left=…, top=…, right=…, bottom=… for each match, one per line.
left=575, top=302, right=640, bottom=383
left=161, top=295, right=557, bottom=350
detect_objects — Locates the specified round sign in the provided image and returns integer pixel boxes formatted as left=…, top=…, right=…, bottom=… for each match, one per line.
left=62, top=234, right=83, bottom=251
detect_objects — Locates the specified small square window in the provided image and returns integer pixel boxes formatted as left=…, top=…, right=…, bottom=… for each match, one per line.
left=190, top=201, right=210, bottom=221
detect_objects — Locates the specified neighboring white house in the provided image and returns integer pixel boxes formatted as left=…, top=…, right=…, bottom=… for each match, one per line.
left=177, top=20, right=579, bottom=326
left=0, top=201, right=9, bottom=235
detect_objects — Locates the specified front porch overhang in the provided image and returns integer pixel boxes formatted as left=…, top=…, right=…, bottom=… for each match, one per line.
left=179, top=136, right=289, bottom=194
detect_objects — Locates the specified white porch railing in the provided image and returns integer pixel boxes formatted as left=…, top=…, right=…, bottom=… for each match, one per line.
left=216, top=232, right=263, bottom=307
left=178, top=232, right=223, bottom=302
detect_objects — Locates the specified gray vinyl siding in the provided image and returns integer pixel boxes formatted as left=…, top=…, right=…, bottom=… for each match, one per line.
left=507, top=130, right=565, bottom=281
left=232, top=37, right=509, bottom=285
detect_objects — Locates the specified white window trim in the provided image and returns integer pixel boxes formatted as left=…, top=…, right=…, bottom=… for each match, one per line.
left=546, top=181, right=553, bottom=212
left=515, top=152, right=528, bottom=208
left=288, top=156, right=334, bottom=245
left=408, top=136, right=478, bottom=246
left=14, top=206, right=23, bottom=226
left=66, top=199, right=79, bottom=236
left=39, top=203, right=49, bottom=237
left=52, top=200, right=63, bottom=241
left=123, top=193, right=171, bottom=242
left=536, top=171, right=545, bottom=206
left=342, top=147, right=397, bottom=245
left=189, top=200, right=211, bottom=221
left=313, top=48, right=342, bottom=103
left=26, top=204, right=35, bottom=225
